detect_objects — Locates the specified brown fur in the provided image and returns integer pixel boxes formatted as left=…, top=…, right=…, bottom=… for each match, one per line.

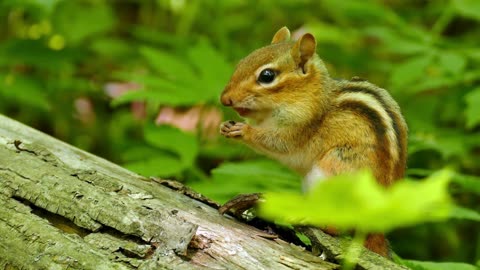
left=220, top=27, right=408, bottom=257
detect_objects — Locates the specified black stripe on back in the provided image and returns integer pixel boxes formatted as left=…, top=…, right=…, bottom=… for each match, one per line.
left=339, top=100, right=387, bottom=141
left=342, top=86, right=403, bottom=160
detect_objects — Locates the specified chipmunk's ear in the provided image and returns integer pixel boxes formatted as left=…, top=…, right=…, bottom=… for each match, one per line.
left=271, top=26, right=291, bottom=44
left=291, top=33, right=317, bottom=73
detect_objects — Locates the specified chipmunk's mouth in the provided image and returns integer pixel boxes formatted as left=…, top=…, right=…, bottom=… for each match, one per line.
left=233, top=107, right=252, bottom=117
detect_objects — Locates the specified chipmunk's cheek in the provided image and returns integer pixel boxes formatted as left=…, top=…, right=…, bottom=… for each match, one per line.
left=234, top=107, right=252, bottom=117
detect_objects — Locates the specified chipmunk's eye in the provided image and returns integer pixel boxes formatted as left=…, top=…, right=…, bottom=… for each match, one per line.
left=257, top=69, right=276, bottom=84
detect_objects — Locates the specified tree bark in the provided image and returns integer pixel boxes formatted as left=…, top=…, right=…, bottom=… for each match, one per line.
left=0, top=114, right=406, bottom=270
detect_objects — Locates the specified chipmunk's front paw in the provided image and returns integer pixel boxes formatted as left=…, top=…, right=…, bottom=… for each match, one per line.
left=220, top=120, right=246, bottom=138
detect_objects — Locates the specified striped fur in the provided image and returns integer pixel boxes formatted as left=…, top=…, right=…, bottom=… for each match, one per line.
left=339, top=82, right=407, bottom=181
left=330, top=80, right=408, bottom=185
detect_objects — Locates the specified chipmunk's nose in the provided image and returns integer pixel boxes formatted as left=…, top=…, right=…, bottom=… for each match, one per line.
left=220, top=94, right=233, bottom=106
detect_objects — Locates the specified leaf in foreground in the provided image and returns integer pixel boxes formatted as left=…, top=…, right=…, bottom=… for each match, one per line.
left=259, top=170, right=452, bottom=232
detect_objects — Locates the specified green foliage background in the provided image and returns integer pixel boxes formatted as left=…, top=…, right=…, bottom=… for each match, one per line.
left=1, top=0, right=479, bottom=267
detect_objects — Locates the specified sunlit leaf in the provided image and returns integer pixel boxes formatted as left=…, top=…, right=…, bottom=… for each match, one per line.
left=259, top=170, right=452, bottom=232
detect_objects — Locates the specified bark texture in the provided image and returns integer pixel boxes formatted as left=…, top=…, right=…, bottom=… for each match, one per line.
left=0, top=115, right=334, bottom=270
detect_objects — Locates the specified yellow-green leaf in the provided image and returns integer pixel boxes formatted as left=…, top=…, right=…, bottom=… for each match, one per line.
left=259, top=170, right=452, bottom=232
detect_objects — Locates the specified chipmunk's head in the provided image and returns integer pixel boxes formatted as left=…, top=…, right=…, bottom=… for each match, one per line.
left=221, top=27, right=330, bottom=125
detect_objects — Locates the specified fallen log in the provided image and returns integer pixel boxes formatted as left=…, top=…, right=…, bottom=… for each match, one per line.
left=0, top=114, right=406, bottom=269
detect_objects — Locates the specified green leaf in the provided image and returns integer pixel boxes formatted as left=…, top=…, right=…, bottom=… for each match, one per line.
left=259, top=170, right=452, bottom=232
left=453, top=0, right=480, bottom=21
left=123, top=42, right=232, bottom=106
left=451, top=173, right=480, bottom=195
left=364, top=26, right=428, bottom=55
left=402, top=260, right=478, bottom=270
left=187, top=39, right=232, bottom=99
left=188, top=159, right=301, bottom=203
left=143, top=124, right=198, bottom=167
left=0, top=74, right=50, bottom=111
left=125, top=155, right=184, bottom=177
left=0, top=39, right=75, bottom=70
left=121, top=146, right=168, bottom=162
left=110, top=87, right=200, bottom=107
left=139, top=46, right=197, bottom=82
left=307, top=22, right=356, bottom=46
left=90, top=38, right=133, bottom=59
left=390, top=54, right=434, bottom=90
left=464, top=87, right=480, bottom=128
left=53, top=1, right=115, bottom=44
left=449, top=206, right=480, bottom=221
left=211, top=159, right=301, bottom=190
left=438, top=52, right=467, bottom=76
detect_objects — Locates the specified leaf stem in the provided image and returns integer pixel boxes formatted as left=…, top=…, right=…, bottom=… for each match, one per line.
left=342, top=231, right=367, bottom=270
left=431, top=3, right=455, bottom=39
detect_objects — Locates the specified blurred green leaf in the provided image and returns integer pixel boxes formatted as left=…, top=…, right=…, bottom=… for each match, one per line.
left=90, top=38, right=133, bottom=59
left=259, top=170, right=452, bottom=232
left=307, top=22, right=356, bottom=46
left=139, top=46, right=197, bottom=82
left=144, top=124, right=198, bottom=167
left=464, top=87, right=480, bottom=128
left=322, top=0, right=395, bottom=23
left=438, top=52, right=467, bottom=76
left=117, top=41, right=231, bottom=107
left=125, top=155, right=184, bottom=177
left=365, top=26, right=428, bottom=55
left=402, top=259, right=478, bottom=270
left=0, top=39, right=76, bottom=70
left=390, top=54, right=434, bottom=90
left=53, top=1, right=114, bottom=44
left=451, top=173, right=480, bottom=195
left=187, top=39, right=232, bottom=95
left=211, top=159, right=301, bottom=189
left=0, top=73, right=50, bottom=111
left=449, top=206, right=480, bottom=221
left=189, top=159, right=301, bottom=203
left=0, top=0, right=60, bottom=15
left=453, top=0, right=480, bottom=21
left=408, top=129, right=470, bottom=160
left=121, top=146, right=167, bottom=162
left=111, top=86, right=199, bottom=107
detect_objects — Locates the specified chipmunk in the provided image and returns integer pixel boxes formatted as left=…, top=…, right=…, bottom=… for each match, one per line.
left=219, top=27, right=407, bottom=258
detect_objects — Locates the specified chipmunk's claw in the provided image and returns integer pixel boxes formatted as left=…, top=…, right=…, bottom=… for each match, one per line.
left=220, top=121, right=246, bottom=138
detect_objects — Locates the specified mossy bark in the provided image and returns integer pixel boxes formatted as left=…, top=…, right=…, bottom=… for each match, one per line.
left=0, top=114, right=336, bottom=270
